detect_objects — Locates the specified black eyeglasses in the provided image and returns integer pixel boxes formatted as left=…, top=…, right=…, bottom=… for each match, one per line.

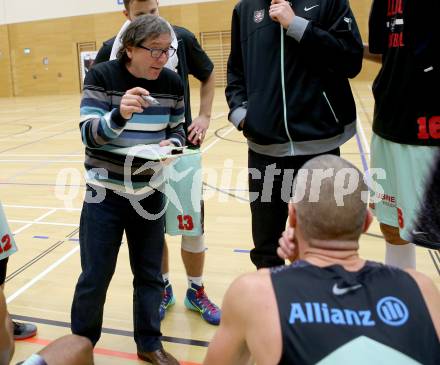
left=137, top=45, right=176, bottom=59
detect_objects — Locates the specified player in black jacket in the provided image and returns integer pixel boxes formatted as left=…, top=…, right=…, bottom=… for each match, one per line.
left=226, top=0, right=363, bottom=268
left=94, top=0, right=221, bottom=326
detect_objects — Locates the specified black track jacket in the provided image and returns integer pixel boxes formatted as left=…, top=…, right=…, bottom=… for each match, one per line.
left=226, top=0, right=363, bottom=157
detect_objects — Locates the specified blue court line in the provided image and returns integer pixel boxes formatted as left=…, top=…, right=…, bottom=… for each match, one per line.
left=355, top=132, right=370, bottom=174
left=234, top=249, right=250, bottom=253
left=31, top=235, right=79, bottom=242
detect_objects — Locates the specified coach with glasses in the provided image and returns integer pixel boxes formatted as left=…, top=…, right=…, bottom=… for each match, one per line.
left=71, top=15, right=183, bottom=365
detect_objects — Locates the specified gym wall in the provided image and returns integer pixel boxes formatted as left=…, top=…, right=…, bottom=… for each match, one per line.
left=0, top=0, right=376, bottom=97
left=0, top=25, right=13, bottom=96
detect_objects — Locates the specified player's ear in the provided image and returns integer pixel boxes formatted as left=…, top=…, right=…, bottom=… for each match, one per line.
left=288, top=203, right=297, bottom=228
left=363, top=208, right=373, bottom=233
left=126, top=46, right=134, bottom=60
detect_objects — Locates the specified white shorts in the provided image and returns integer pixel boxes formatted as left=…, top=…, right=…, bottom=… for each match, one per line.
left=370, top=133, right=440, bottom=248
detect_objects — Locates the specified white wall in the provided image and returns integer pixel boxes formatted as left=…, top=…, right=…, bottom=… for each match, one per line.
left=0, top=0, right=6, bottom=25
left=0, top=0, right=217, bottom=25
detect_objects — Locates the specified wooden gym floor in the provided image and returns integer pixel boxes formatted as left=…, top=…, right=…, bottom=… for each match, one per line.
left=1, top=82, right=439, bottom=364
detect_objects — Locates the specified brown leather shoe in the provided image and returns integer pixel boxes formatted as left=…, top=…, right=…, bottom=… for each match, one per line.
left=137, top=348, right=180, bottom=365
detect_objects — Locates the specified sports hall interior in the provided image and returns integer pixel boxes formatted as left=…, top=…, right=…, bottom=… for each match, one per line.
left=0, top=0, right=438, bottom=364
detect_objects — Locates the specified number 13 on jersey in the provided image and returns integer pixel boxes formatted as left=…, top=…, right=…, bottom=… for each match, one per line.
left=177, top=215, right=194, bottom=231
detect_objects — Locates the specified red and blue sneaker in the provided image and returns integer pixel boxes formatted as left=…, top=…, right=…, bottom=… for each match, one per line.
left=184, top=283, right=221, bottom=325
left=159, top=281, right=176, bottom=321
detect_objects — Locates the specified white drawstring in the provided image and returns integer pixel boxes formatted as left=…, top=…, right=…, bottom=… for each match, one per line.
left=280, top=24, right=295, bottom=155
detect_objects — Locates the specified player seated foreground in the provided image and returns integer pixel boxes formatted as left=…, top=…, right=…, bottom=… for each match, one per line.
left=204, top=155, right=440, bottom=365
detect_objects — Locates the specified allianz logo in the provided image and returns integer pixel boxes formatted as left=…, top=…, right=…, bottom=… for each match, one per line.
left=289, top=296, right=409, bottom=327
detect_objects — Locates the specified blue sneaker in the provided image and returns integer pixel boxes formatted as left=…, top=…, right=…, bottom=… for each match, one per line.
left=184, top=283, right=221, bottom=325
left=159, top=281, right=176, bottom=321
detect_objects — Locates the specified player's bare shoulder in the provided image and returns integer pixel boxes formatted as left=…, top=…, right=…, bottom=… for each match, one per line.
left=231, top=269, right=271, bottom=291
left=226, top=270, right=273, bottom=310
left=405, top=268, right=439, bottom=293
left=405, top=268, right=440, bottom=338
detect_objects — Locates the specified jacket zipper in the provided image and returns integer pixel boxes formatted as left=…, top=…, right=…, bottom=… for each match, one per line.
left=323, top=91, right=339, bottom=123
left=280, top=25, right=295, bottom=155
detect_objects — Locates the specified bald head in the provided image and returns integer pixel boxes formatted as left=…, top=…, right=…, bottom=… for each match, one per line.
left=293, top=155, right=368, bottom=243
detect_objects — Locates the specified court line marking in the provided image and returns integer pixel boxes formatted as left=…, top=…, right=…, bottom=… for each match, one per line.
left=0, top=154, right=82, bottom=157
left=4, top=148, right=82, bottom=183
left=2, top=113, right=227, bottom=160
left=25, top=118, right=79, bottom=133
left=6, top=229, right=79, bottom=284
left=352, top=83, right=374, bottom=127
left=0, top=128, right=77, bottom=154
left=13, top=209, right=57, bottom=235
left=4, top=204, right=81, bottom=211
left=364, top=232, right=383, bottom=239
left=355, top=133, right=369, bottom=173
left=0, top=160, right=83, bottom=163
left=202, top=125, right=235, bottom=154
left=1, top=110, right=226, bottom=159
left=428, top=250, right=440, bottom=276
left=6, top=240, right=69, bottom=283
left=203, top=182, right=249, bottom=203
left=12, top=314, right=210, bottom=348
left=22, top=337, right=201, bottom=364
left=6, top=245, right=80, bottom=304
left=234, top=249, right=250, bottom=253
left=9, top=220, right=79, bottom=227
left=356, top=114, right=371, bottom=155
left=0, top=183, right=85, bottom=187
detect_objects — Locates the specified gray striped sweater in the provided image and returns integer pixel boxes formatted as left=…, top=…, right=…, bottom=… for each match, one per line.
left=80, top=60, right=185, bottom=193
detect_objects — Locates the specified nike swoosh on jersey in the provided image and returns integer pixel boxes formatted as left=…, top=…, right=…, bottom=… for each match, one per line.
left=304, top=5, right=319, bottom=12
left=332, top=283, right=362, bottom=296
left=411, top=230, right=427, bottom=235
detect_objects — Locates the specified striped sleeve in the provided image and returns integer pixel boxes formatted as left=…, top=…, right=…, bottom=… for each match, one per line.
left=79, top=70, right=127, bottom=148
left=167, top=94, right=185, bottom=146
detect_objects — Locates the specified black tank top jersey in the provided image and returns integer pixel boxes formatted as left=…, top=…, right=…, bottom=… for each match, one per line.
left=270, top=261, right=439, bottom=364
left=369, top=0, right=439, bottom=146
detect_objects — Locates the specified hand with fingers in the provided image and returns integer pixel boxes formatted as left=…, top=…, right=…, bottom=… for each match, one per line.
left=120, top=87, right=151, bottom=120
left=269, top=0, right=296, bottom=29
left=157, top=139, right=179, bottom=166
left=277, top=226, right=299, bottom=262
left=159, top=139, right=174, bottom=147
left=187, top=115, right=210, bottom=145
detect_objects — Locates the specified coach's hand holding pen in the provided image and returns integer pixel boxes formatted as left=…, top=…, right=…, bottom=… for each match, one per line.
left=120, top=87, right=158, bottom=120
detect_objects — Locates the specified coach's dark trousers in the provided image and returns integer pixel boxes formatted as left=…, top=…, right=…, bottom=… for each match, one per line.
left=248, top=148, right=340, bottom=269
left=71, top=186, right=165, bottom=352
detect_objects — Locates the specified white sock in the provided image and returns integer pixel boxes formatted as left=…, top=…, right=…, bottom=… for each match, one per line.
left=385, top=242, right=416, bottom=269
left=162, top=272, right=170, bottom=283
left=188, top=276, right=203, bottom=288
